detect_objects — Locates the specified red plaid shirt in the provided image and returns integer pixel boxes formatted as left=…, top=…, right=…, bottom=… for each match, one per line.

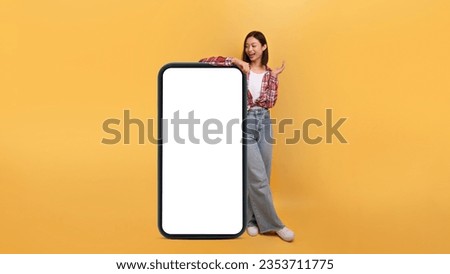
left=199, top=56, right=279, bottom=109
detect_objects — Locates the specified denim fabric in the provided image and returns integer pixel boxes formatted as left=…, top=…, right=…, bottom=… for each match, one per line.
left=245, top=108, right=284, bottom=233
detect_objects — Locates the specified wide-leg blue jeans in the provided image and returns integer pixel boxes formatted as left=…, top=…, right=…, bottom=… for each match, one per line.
left=245, top=107, right=284, bottom=233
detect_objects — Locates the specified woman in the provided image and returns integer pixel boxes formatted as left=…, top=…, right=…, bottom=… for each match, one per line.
left=200, top=31, right=294, bottom=242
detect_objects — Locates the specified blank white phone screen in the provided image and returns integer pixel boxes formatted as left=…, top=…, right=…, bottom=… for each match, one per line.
left=160, top=65, right=244, bottom=236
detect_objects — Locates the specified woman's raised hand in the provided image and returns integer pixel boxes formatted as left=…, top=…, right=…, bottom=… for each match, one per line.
left=271, top=61, right=285, bottom=77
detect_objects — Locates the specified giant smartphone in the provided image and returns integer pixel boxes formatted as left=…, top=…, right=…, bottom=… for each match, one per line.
left=158, top=63, right=246, bottom=239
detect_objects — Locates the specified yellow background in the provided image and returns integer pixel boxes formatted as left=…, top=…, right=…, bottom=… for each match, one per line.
left=1, top=0, right=449, bottom=253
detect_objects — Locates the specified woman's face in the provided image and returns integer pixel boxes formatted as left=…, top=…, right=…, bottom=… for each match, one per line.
left=245, top=36, right=267, bottom=63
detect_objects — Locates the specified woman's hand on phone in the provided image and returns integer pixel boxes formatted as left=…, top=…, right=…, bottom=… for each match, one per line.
left=232, top=58, right=250, bottom=74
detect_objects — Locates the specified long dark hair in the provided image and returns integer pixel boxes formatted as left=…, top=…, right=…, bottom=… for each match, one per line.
left=242, top=31, right=269, bottom=66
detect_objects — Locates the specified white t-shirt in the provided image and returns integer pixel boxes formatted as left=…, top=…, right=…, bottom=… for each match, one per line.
left=248, top=70, right=266, bottom=102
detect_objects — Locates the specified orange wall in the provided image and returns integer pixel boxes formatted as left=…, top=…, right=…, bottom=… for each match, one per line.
left=1, top=0, right=449, bottom=253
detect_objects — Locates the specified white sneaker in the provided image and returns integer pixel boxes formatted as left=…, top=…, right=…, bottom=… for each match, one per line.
left=247, top=226, right=259, bottom=237
left=276, top=227, right=295, bottom=242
